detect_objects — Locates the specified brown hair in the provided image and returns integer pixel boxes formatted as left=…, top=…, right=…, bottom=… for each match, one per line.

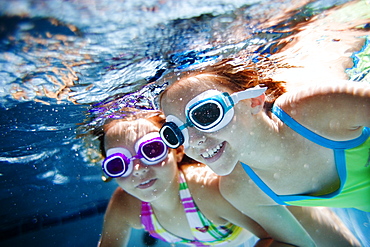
left=92, top=108, right=165, bottom=158
left=161, top=57, right=287, bottom=108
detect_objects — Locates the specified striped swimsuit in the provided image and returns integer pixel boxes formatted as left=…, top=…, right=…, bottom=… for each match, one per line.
left=141, top=172, right=243, bottom=246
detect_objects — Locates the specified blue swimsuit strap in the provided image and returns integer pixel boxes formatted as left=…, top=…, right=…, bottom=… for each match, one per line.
left=241, top=105, right=370, bottom=204
left=271, top=105, right=370, bottom=149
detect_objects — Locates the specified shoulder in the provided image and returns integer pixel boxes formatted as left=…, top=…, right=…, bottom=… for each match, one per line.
left=219, top=163, right=278, bottom=207
left=99, top=188, right=142, bottom=246
left=274, top=81, right=370, bottom=139
left=105, top=187, right=143, bottom=229
left=180, top=164, right=230, bottom=222
left=181, top=163, right=220, bottom=194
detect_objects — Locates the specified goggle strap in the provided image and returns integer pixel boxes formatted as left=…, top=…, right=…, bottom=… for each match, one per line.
left=230, top=86, right=267, bottom=104
left=179, top=121, right=193, bottom=130
left=130, top=154, right=142, bottom=161
left=223, top=93, right=234, bottom=109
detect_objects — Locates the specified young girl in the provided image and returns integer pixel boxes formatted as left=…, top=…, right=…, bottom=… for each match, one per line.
left=91, top=110, right=262, bottom=247
left=86, top=109, right=360, bottom=246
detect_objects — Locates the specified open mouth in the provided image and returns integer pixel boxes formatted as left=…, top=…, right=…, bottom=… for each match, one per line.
left=200, top=141, right=226, bottom=163
left=136, top=178, right=157, bottom=189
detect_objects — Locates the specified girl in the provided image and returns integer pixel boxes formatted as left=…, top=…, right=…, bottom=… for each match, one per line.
left=92, top=110, right=263, bottom=247
left=158, top=4, right=370, bottom=231
left=87, top=109, right=360, bottom=246
left=159, top=56, right=369, bottom=244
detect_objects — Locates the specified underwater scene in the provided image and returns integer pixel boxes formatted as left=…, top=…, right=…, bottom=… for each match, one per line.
left=0, top=0, right=369, bottom=246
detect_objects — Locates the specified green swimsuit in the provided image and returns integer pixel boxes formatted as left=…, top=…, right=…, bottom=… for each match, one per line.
left=242, top=105, right=370, bottom=212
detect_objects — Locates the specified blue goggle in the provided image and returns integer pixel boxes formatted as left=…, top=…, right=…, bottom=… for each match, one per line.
left=160, top=86, right=267, bottom=149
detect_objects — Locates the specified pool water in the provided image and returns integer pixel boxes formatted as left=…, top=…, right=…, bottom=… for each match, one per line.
left=0, top=0, right=369, bottom=246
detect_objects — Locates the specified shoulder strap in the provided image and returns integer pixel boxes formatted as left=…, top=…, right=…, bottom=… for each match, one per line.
left=179, top=171, right=236, bottom=242
left=141, top=202, right=184, bottom=243
left=272, top=105, right=370, bottom=149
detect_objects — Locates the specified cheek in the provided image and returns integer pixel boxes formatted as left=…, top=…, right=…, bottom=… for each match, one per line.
left=218, top=121, right=244, bottom=143
left=164, top=156, right=178, bottom=174
left=183, top=149, right=205, bottom=165
left=115, top=177, right=132, bottom=190
left=153, top=155, right=177, bottom=176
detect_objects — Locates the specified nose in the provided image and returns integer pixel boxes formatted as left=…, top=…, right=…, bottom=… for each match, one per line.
left=132, top=162, right=149, bottom=177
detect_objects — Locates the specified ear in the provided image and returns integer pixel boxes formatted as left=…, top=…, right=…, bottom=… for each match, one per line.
left=250, top=94, right=265, bottom=115
left=174, top=145, right=185, bottom=163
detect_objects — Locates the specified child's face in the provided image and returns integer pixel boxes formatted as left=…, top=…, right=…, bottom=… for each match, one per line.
left=104, top=119, right=179, bottom=202
left=161, top=78, right=249, bottom=176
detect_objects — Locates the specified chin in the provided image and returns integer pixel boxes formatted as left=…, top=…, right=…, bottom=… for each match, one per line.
left=207, top=163, right=234, bottom=176
left=203, top=154, right=237, bottom=176
left=136, top=187, right=163, bottom=201
left=139, top=193, right=161, bottom=202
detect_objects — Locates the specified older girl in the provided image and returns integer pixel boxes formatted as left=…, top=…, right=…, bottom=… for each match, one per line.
left=159, top=56, right=370, bottom=212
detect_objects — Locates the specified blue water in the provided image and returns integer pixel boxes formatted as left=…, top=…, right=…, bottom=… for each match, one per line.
left=0, top=0, right=369, bottom=246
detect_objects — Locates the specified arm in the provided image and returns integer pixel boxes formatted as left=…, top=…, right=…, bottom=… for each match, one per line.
left=220, top=165, right=316, bottom=247
left=209, top=183, right=305, bottom=247
left=254, top=238, right=298, bottom=247
left=248, top=205, right=314, bottom=247
left=184, top=164, right=314, bottom=246
left=287, top=206, right=361, bottom=246
left=99, top=218, right=131, bottom=247
left=98, top=188, right=142, bottom=247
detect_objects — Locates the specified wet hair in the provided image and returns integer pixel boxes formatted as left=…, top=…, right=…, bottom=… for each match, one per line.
left=91, top=108, right=165, bottom=158
left=161, top=57, right=287, bottom=110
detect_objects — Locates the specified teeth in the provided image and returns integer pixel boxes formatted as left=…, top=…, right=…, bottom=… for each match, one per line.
left=140, top=180, right=151, bottom=186
left=201, top=143, right=223, bottom=158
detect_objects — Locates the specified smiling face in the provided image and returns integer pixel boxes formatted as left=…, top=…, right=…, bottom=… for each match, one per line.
left=104, top=118, right=180, bottom=202
left=160, top=74, right=253, bottom=176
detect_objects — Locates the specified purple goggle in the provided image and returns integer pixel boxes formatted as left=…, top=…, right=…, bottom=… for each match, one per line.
left=102, top=132, right=168, bottom=178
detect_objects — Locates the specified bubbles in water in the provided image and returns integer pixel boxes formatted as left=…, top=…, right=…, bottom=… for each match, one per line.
left=329, top=119, right=340, bottom=130
left=311, top=176, right=318, bottom=184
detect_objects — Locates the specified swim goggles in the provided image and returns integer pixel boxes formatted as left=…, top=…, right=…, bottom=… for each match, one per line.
left=159, top=86, right=267, bottom=149
left=102, top=132, right=168, bottom=178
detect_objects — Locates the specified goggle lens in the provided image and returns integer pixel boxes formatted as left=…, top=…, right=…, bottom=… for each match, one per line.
left=142, top=141, right=165, bottom=159
left=103, top=154, right=131, bottom=178
left=106, top=157, right=125, bottom=174
left=160, top=122, right=184, bottom=148
left=191, top=102, right=221, bottom=127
